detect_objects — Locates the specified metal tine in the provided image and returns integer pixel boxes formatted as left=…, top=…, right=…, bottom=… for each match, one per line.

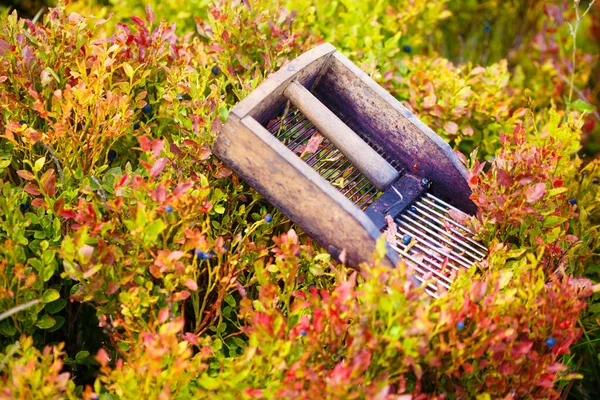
left=419, top=197, right=487, bottom=252
left=388, top=243, right=448, bottom=290
left=344, top=177, right=370, bottom=199
left=276, top=115, right=308, bottom=139
left=319, top=155, right=349, bottom=179
left=322, top=160, right=352, bottom=181
left=355, top=186, right=377, bottom=207
left=305, top=141, right=334, bottom=165
left=405, top=210, right=485, bottom=260
left=356, top=189, right=378, bottom=209
left=395, top=230, right=461, bottom=272
left=393, top=237, right=454, bottom=286
left=308, top=144, right=339, bottom=166
left=326, top=159, right=355, bottom=182
left=285, top=123, right=316, bottom=149
left=425, top=193, right=484, bottom=237
left=410, top=206, right=487, bottom=259
left=339, top=170, right=364, bottom=191
left=315, top=150, right=343, bottom=174
left=414, top=200, right=488, bottom=255
left=395, top=218, right=476, bottom=268
left=268, top=110, right=302, bottom=134
left=397, top=250, right=453, bottom=289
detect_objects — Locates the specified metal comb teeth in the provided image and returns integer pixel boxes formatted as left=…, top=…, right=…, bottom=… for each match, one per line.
left=267, top=107, right=379, bottom=209
left=266, top=106, right=485, bottom=298
left=390, top=193, right=486, bottom=297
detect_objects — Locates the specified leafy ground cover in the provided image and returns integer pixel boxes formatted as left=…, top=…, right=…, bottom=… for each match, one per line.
left=1, top=0, right=600, bottom=398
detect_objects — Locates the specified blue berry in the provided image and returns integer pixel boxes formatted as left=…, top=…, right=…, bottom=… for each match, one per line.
left=402, top=45, right=412, bottom=53
left=142, top=104, right=152, bottom=114
left=165, top=205, right=173, bottom=213
left=211, top=66, right=220, bottom=75
left=19, top=202, right=30, bottom=213
left=133, top=122, right=140, bottom=130
left=176, top=93, right=184, bottom=100
left=456, top=321, right=465, bottom=330
left=402, top=235, right=411, bottom=245
left=568, top=197, right=577, bottom=206
left=264, top=214, right=273, bottom=223
left=300, top=330, right=307, bottom=337
left=19, top=120, right=27, bottom=125
left=545, top=337, right=556, bottom=348
left=195, top=249, right=211, bottom=260
left=108, top=149, right=117, bottom=163
left=484, top=25, right=491, bottom=33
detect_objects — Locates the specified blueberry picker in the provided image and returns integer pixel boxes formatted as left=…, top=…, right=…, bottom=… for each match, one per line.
left=214, top=43, right=487, bottom=298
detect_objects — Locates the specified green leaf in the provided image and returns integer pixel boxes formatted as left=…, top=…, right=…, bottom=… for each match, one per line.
left=0, top=159, right=10, bottom=169
left=47, top=316, right=65, bottom=332
left=218, top=107, right=229, bottom=123
left=543, top=216, right=567, bottom=227
left=75, top=350, right=90, bottom=361
left=571, top=99, right=595, bottom=113
left=45, top=299, right=67, bottom=314
left=35, top=314, right=56, bottom=329
left=34, top=156, right=46, bottom=173
left=123, top=63, right=135, bottom=78
left=41, top=288, right=60, bottom=304
left=143, top=219, right=165, bottom=244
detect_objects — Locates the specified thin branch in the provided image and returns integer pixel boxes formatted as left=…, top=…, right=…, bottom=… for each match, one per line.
left=558, top=73, right=600, bottom=122
left=0, top=299, right=40, bottom=322
left=569, top=0, right=597, bottom=102
left=34, top=138, right=65, bottom=185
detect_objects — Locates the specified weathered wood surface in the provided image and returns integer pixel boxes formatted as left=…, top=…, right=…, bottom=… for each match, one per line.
left=283, top=80, right=399, bottom=191
left=313, top=51, right=476, bottom=214
left=231, top=43, right=337, bottom=124
left=214, top=113, right=400, bottom=268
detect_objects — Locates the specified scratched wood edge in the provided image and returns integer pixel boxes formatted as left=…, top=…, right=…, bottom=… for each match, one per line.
left=331, top=51, right=470, bottom=181
left=231, top=42, right=337, bottom=121
left=213, top=113, right=400, bottom=269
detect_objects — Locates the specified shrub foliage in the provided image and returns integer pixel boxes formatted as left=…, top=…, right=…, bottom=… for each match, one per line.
left=1, top=0, right=600, bottom=398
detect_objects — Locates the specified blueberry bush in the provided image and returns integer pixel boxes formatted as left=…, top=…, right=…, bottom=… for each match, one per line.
left=1, top=0, right=600, bottom=398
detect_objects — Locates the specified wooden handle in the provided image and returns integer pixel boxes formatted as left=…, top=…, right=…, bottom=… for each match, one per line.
left=284, top=81, right=399, bottom=191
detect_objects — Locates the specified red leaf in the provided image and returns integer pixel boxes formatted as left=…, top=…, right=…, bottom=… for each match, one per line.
left=174, top=182, right=194, bottom=196
left=496, top=169, right=513, bottom=188
left=443, top=121, right=459, bottom=135
left=384, top=215, right=397, bottom=246
left=41, top=169, right=56, bottom=196
left=138, top=135, right=151, bottom=151
left=157, top=307, right=169, bottom=323
left=174, top=290, right=190, bottom=301
left=183, top=279, right=198, bottom=291
left=145, top=4, right=155, bottom=24
left=95, top=348, right=110, bottom=367
left=150, top=157, right=168, bottom=177
left=59, top=209, right=78, bottom=220
left=17, top=170, right=35, bottom=181
left=214, top=167, right=232, bottom=178
left=300, top=133, right=323, bottom=157
left=31, top=198, right=46, bottom=208
left=130, top=16, right=148, bottom=31
left=151, top=139, right=164, bottom=160
left=526, top=182, right=546, bottom=203
left=24, top=183, right=41, bottom=196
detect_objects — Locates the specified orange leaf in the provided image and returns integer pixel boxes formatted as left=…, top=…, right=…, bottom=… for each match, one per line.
left=17, top=170, right=35, bottom=181
left=24, top=183, right=41, bottom=196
